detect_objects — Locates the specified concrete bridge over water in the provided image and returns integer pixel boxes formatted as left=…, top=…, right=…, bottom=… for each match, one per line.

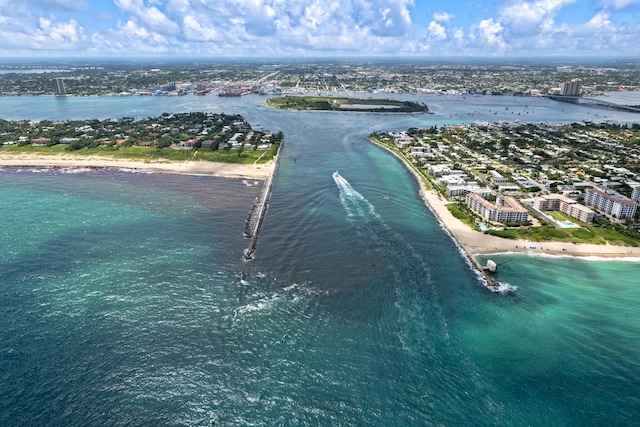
left=547, top=95, right=640, bottom=114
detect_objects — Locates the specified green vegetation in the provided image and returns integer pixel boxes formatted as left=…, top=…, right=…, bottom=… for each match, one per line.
left=0, top=112, right=282, bottom=165
left=446, top=203, right=478, bottom=230
left=368, top=125, right=640, bottom=247
left=266, top=96, right=429, bottom=113
left=487, top=224, right=639, bottom=246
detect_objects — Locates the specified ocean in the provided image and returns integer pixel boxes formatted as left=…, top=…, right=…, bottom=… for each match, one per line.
left=1, top=93, right=640, bottom=426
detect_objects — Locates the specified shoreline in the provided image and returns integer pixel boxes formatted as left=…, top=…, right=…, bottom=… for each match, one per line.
left=0, top=153, right=274, bottom=180
left=371, top=140, right=640, bottom=261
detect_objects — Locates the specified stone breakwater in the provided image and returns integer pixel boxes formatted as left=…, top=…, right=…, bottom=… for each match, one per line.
left=244, top=143, right=282, bottom=260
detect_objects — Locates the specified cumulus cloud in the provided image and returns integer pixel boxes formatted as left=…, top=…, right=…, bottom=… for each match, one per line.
left=33, top=17, right=85, bottom=47
left=2, top=0, right=640, bottom=57
left=426, top=11, right=455, bottom=42
left=428, top=20, right=447, bottom=41
left=433, top=12, right=454, bottom=23
left=584, top=11, right=614, bottom=30
left=470, top=18, right=507, bottom=50
left=114, top=0, right=180, bottom=34
left=500, top=0, right=575, bottom=36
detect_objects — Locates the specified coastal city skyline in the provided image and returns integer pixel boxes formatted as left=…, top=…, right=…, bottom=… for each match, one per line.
left=2, top=0, right=640, bottom=58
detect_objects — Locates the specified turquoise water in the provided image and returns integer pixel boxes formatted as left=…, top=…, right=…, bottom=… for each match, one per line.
left=2, top=95, right=640, bottom=425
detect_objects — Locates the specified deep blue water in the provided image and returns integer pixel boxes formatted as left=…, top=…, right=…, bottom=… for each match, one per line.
left=1, top=94, right=640, bottom=426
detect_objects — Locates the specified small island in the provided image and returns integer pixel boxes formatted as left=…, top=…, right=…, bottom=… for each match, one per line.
left=266, top=95, right=429, bottom=113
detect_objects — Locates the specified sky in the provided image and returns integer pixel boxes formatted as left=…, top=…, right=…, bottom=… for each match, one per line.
left=1, top=0, right=639, bottom=58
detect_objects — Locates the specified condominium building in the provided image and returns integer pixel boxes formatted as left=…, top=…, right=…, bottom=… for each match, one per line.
left=584, top=185, right=637, bottom=219
left=564, top=203, right=596, bottom=223
left=560, top=78, right=581, bottom=96
left=466, top=193, right=529, bottom=224
left=533, top=195, right=595, bottom=223
left=632, top=185, right=640, bottom=203
left=52, top=78, right=65, bottom=96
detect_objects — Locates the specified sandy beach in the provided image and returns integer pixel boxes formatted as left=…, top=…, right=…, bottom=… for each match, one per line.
left=376, top=142, right=640, bottom=260
left=0, top=153, right=274, bottom=180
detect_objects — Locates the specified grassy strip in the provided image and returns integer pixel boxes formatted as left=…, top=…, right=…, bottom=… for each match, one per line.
left=446, top=203, right=477, bottom=230
left=487, top=224, right=638, bottom=246
left=0, top=143, right=280, bottom=165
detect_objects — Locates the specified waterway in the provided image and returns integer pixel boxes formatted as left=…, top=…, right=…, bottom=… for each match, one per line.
left=1, top=93, right=640, bottom=425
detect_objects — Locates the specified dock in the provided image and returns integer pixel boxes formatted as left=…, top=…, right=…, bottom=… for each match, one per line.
left=243, top=142, right=282, bottom=260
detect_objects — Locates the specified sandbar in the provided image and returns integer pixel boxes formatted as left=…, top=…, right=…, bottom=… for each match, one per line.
left=0, top=153, right=274, bottom=180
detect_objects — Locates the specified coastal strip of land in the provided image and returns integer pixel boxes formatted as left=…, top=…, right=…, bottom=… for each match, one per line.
left=371, top=141, right=640, bottom=260
left=0, top=153, right=274, bottom=179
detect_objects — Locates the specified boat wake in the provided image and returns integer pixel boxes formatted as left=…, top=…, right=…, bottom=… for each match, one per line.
left=332, top=171, right=452, bottom=344
left=332, top=171, right=380, bottom=224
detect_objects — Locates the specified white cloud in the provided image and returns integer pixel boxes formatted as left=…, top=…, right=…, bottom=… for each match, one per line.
left=30, top=17, right=85, bottom=48
left=428, top=20, right=447, bottom=41
left=2, top=0, right=640, bottom=57
left=433, top=12, right=454, bottom=23
left=470, top=18, right=507, bottom=50
left=114, top=0, right=180, bottom=34
left=500, top=0, right=575, bottom=36
left=182, top=15, right=221, bottom=42
left=584, top=11, right=614, bottom=30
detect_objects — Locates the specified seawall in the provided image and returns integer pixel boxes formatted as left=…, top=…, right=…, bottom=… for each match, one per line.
left=244, top=142, right=282, bottom=260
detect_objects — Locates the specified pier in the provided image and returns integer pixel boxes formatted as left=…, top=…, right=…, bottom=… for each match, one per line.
left=244, top=142, right=282, bottom=260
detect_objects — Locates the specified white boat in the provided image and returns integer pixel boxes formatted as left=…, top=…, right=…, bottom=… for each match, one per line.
left=333, top=170, right=340, bottom=179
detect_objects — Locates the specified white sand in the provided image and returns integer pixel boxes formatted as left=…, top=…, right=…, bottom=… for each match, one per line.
left=377, top=142, right=640, bottom=259
left=0, top=153, right=274, bottom=179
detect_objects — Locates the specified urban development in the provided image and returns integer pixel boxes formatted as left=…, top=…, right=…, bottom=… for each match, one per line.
left=2, top=60, right=640, bottom=250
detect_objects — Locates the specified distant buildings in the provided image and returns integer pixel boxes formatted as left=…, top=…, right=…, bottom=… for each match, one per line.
left=584, top=185, right=637, bottom=219
left=560, top=78, right=581, bottom=96
left=52, top=78, right=65, bottom=96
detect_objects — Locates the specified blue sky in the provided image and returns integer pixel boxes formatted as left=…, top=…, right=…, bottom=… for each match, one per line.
left=1, top=0, right=639, bottom=57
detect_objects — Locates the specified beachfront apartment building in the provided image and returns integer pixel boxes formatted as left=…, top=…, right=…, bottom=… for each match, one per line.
left=632, top=185, right=640, bottom=203
left=466, top=193, right=529, bottom=224
left=584, top=185, right=637, bottom=219
left=447, top=185, right=492, bottom=198
left=533, top=194, right=595, bottom=223
left=408, top=145, right=433, bottom=157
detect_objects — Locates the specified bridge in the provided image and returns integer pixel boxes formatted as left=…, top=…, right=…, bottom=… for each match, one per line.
left=547, top=95, right=640, bottom=114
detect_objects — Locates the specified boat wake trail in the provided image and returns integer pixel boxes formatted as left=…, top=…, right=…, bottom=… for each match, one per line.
left=333, top=170, right=450, bottom=344
left=332, top=171, right=501, bottom=422
left=332, top=171, right=379, bottom=224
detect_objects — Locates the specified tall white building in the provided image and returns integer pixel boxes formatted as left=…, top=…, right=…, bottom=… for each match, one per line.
left=631, top=185, right=640, bottom=203
left=52, top=78, right=65, bottom=96
left=584, top=185, right=637, bottom=219
left=560, top=78, right=581, bottom=96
